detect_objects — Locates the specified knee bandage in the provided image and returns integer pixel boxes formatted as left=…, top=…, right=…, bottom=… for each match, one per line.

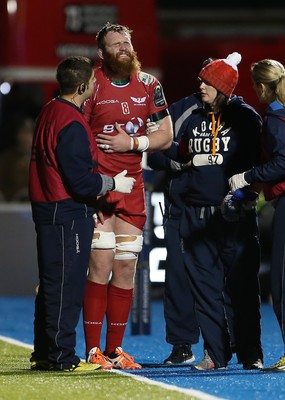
left=114, top=235, right=143, bottom=260
left=91, top=231, right=116, bottom=250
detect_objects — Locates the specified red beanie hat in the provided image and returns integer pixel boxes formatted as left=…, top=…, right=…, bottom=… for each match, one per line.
left=198, top=52, right=242, bottom=97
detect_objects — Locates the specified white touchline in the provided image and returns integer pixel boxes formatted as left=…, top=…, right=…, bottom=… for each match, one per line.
left=110, top=369, right=226, bottom=400
left=0, top=335, right=33, bottom=349
left=0, top=335, right=225, bottom=400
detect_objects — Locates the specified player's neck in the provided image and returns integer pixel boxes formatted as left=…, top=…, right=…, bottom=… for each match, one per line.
left=103, top=67, right=130, bottom=84
left=108, top=72, right=130, bottom=85
left=111, top=78, right=130, bottom=86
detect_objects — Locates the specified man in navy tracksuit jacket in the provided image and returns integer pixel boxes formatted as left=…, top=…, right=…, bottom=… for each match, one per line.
left=29, top=56, right=134, bottom=372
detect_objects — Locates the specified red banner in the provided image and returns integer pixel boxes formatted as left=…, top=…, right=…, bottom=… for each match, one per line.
left=0, top=0, right=160, bottom=89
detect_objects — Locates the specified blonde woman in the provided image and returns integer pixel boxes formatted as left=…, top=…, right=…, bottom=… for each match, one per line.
left=229, top=59, right=285, bottom=372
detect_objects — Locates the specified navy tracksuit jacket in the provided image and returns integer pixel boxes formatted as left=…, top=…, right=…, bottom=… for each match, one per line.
left=245, top=101, right=285, bottom=350
left=30, top=98, right=104, bottom=369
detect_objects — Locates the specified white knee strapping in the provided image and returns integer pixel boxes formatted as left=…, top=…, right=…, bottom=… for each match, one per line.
left=114, top=235, right=143, bottom=260
left=91, top=231, right=116, bottom=250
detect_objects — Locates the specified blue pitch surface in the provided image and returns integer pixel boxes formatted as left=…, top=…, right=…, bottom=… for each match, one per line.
left=1, top=297, right=285, bottom=399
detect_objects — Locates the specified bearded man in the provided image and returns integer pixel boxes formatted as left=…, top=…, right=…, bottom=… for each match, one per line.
left=82, top=22, right=173, bottom=370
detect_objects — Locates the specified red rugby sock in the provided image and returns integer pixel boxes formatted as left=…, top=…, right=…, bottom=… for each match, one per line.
left=105, top=284, right=134, bottom=355
left=83, top=280, right=107, bottom=355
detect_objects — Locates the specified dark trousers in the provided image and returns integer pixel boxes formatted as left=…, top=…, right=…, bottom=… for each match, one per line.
left=271, top=196, right=285, bottom=345
left=180, top=205, right=263, bottom=367
left=224, top=210, right=263, bottom=365
left=31, top=217, right=94, bottom=369
left=180, top=206, right=232, bottom=367
left=163, top=217, right=200, bottom=346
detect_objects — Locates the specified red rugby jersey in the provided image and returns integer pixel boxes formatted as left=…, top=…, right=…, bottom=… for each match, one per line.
left=84, top=67, right=168, bottom=184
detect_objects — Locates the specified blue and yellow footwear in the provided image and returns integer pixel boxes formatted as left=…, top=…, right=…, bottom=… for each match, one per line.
left=62, top=361, right=101, bottom=372
left=264, top=356, right=285, bottom=372
left=30, top=360, right=51, bottom=371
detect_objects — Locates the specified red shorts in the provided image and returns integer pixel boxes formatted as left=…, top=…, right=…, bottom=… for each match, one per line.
left=98, top=186, right=146, bottom=230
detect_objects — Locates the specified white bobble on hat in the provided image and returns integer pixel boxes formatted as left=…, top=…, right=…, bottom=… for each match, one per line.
left=199, top=51, right=242, bottom=97
left=224, top=52, right=242, bottom=70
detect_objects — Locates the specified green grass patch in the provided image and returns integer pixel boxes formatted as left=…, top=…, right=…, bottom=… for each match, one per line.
left=0, top=339, right=201, bottom=400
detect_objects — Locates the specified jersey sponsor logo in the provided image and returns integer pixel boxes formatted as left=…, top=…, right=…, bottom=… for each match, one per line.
left=103, top=117, right=145, bottom=135
left=103, top=124, right=124, bottom=134
left=130, top=96, right=146, bottom=106
left=125, top=117, right=144, bottom=134
left=138, top=71, right=154, bottom=85
left=96, top=99, right=120, bottom=105
left=154, top=83, right=166, bottom=107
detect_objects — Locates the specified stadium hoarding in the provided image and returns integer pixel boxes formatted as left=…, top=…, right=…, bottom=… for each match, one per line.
left=0, top=0, right=161, bottom=100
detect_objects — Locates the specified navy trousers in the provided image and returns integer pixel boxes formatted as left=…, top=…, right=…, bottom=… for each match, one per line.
left=224, top=209, right=263, bottom=366
left=31, top=217, right=94, bottom=369
left=180, top=205, right=263, bottom=367
left=271, top=196, right=285, bottom=346
left=163, top=217, right=200, bottom=346
left=180, top=205, right=259, bottom=367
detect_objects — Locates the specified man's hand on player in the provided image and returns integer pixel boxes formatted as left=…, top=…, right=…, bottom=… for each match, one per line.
left=97, top=123, right=131, bottom=153
left=93, top=210, right=104, bottom=227
left=113, top=170, right=136, bottom=193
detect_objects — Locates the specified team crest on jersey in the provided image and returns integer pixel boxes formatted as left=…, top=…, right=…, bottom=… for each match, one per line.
left=130, top=96, right=146, bottom=105
left=138, top=71, right=154, bottom=86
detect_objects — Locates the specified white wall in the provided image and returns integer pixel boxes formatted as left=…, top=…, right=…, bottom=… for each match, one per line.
left=0, top=203, right=38, bottom=295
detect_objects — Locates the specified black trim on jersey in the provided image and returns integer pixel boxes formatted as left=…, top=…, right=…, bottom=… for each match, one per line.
left=149, top=108, right=169, bottom=122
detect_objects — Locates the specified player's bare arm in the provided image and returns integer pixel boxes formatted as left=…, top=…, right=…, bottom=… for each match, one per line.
left=97, top=115, right=173, bottom=153
left=146, top=115, right=173, bottom=151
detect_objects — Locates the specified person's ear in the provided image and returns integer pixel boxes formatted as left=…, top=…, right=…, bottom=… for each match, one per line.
left=98, top=49, right=103, bottom=60
left=259, top=83, right=266, bottom=92
left=78, top=83, right=86, bottom=95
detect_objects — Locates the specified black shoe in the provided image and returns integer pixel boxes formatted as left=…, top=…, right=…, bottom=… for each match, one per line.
left=243, top=358, right=263, bottom=370
left=164, top=345, right=195, bottom=364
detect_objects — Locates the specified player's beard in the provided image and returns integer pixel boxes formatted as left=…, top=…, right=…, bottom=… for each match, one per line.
left=102, top=49, right=141, bottom=78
